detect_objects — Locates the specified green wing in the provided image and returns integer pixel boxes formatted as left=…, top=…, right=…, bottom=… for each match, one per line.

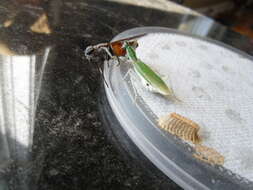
left=133, top=60, right=172, bottom=95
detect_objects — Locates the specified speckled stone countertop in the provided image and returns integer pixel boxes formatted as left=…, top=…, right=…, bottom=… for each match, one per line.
left=0, top=0, right=252, bottom=190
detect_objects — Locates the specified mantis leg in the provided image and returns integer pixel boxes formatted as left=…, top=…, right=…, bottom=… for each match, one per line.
left=90, top=59, right=109, bottom=87
left=101, top=47, right=113, bottom=58
left=123, top=69, right=139, bottom=103
left=101, top=47, right=121, bottom=65
left=123, top=68, right=132, bottom=80
left=116, top=56, right=121, bottom=66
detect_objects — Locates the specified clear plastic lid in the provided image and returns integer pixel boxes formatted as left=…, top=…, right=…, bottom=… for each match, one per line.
left=103, top=27, right=253, bottom=190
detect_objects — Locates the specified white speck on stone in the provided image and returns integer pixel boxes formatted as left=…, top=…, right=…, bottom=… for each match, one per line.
left=49, top=169, right=59, bottom=176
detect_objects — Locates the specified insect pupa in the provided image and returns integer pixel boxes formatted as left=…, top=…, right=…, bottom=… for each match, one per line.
left=158, top=112, right=201, bottom=144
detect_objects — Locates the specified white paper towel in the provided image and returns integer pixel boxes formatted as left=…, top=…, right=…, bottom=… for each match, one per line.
left=131, top=33, right=253, bottom=182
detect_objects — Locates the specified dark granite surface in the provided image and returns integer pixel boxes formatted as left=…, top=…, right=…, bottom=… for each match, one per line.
left=0, top=0, right=252, bottom=190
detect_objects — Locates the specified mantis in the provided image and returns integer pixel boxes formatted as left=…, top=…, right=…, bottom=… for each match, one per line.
left=85, top=34, right=179, bottom=101
left=123, top=41, right=178, bottom=100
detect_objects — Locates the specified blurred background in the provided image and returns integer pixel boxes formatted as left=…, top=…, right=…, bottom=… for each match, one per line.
left=5, top=0, right=253, bottom=39
left=170, top=0, right=253, bottom=38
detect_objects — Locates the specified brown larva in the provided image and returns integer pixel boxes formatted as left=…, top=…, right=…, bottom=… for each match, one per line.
left=158, top=112, right=201, bottom=144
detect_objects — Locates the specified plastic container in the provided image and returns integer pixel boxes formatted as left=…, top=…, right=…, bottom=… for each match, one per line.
left=103, top=27, right=253, bottom=190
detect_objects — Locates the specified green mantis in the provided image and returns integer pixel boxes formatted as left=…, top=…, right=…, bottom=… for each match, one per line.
left=123, top=42, right=179, bottom=101
left=85, top=35, right=179, bottom=101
